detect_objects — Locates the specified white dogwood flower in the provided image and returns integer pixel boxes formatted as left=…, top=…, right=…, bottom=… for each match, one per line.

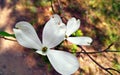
left=52, top=14, right=93, bottom=45
left=13, top=18, right=79, bottom=75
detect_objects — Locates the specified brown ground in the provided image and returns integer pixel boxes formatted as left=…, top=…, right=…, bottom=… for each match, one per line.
left=0, top=0, right=59, bottom=75
left=0, top=0, right=120, bottom=75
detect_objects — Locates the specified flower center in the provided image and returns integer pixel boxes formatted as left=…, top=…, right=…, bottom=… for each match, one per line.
left=87, top=42, right=91, bottom=45
left=14, top=27, right=19, bottom=29
left=42, top=46, right=48, bottom=53
left=65, top=35, right=68, bottom=39
left=58, top=22, right=60, bottom=25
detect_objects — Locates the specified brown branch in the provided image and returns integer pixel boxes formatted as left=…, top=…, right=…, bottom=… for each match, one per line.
left=78, top=45, right=119, bottom=75
left=50, top=0, right=56, bottom=14
left=0, top=36, right=16, bottom=41
left=103, top=43, right=114, bottom=51
left=57, top=0, right=65, bottom=16
left=106, top=68, right=120, bottom=73
left=76, top=50, right=120, bottom=54
left=76, top=43, right=120, bottom=54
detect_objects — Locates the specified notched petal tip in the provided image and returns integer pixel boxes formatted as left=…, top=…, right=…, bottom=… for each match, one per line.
left=66, top=17, right=80, bottom=36
left=43, top=19, right=65, bottom=48
left=77, top=19, right=80, bottom=26
left=67, top=37, right=93, bottom=45
left=82, top=37, right=93, bottom=45
left=86, top=37, right=93, bottom=45
left=50, top=14, right=62, bottom=24
left=15, top=21, right=31, bottom=28
left=51, top=14, right=60, bottom=18
left=13, top=27, right=19, bottom=29
left=13, top=21, right=42, bottom=49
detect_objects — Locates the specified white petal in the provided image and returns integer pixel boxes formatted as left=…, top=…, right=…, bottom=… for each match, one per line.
left=50, top=14, right=62, bottom=24
left=13, top=21, right=42, bottom=49
left=67, top=37, right=92, bottom=45
left=42, top=19, right=66, bottom=48
left=36, top=50, right=47, bottom=56
left=66, top=18, right=80, bottom=36
left=47, top=50, right=79, bottom=75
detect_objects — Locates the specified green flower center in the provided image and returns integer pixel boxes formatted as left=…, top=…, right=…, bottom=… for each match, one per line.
left=65, top=35, right=68, bottom=39
left=15, top=27, right=19, bottom=29
left=42, top=46, right=48, bottom=53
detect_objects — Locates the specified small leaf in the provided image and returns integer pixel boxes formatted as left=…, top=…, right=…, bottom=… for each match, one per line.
left=0, top=31, right=15, bottom=38
left=114, top=63, right=120, bottom=70
left=70, top=44, right=78, bottom=54
left=72, top=30, right=83, bottom=37
left=75, top=30, right=83, bottom=36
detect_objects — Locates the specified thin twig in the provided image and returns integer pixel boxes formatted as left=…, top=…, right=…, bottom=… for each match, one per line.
left=106, top=68, right=120, bottom=73
left=103, top=43, right=114, bottom=51
left=78, top=46, right=114, bottom=75
left=0, top=36, right=16, bottom=41
left=50, top=0, right=56, bottom=13
left=57, top=0, right=65, bottom=16
left=77, top=50, right=120, bottom=54
left=76, top=43, right=120, bottom=54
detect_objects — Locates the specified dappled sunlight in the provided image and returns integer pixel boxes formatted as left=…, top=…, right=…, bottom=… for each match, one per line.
left=0, top=0, right=120, bottom=75
left=0, top=7, right=13, bottom=28
left=79, top=50, right=120, bottom=75
left=24, top=52, right=37, bottom=68
left=37, top=7, right=53, bottom=25
left=0, top=38, right=16, bottom=52
left=15, top=3, right=27, bottom=15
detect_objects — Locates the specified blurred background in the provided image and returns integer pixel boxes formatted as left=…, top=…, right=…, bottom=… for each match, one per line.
left=0, top=0, right=120, bottom=75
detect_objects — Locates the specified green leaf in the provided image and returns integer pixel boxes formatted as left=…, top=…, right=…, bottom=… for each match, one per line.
left=0, top=31, right=15, bottom=38
left=114, top=63, right=120, bottom=70
left=75, top=30, right=83, bottom=36
left=72, top=30, right=83, bottom=37
left=71, top=44, right=78, bottom=54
